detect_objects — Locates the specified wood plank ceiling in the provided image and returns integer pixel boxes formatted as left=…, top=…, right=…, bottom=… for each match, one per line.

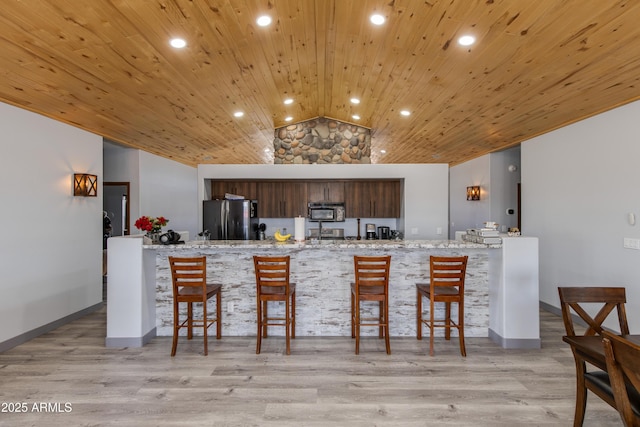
left=1, top=0, right=640, bottom=167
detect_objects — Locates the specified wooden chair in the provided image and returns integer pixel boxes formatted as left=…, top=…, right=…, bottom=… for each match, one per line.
left=168, top=256, right=222, bottom=356
left=351, top=255, right=391, bottom=355
left=416, top=256, right=468, bottom=356
left=558, top=286, right=629, bottom=426
left=602, top=331, right=640, bottom=427
left=253, top=256, right=296, bottom=355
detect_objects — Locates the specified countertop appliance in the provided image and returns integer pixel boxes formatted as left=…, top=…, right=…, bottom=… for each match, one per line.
left=377, top=226, right=390, bottom=239
left=366, top=223, right=376, bottom=240
left=203, top=199, right=258, bottom=240
left=308, top=227, right=345, bottom=240
left=257, top=223, right=266, bottom=240
left=308, top=202, right=345, bottom=222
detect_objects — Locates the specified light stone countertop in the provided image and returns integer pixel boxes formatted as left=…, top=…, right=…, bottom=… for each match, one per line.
left=143, top=238, right=501, bottom=250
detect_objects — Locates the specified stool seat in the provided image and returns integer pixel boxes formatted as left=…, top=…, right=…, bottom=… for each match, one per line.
left=416, top=283, right=459, bottom=297
left=177, top=284, right=221, bottom=297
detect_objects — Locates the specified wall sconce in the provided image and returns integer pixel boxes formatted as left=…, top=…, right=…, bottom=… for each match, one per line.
left=466, top=186, right=480, bottom=201
left=73, top=173, right=98, bottom=197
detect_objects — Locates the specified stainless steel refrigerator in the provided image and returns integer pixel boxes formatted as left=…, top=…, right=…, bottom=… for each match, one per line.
left=203, top=199, right=258, bottom=240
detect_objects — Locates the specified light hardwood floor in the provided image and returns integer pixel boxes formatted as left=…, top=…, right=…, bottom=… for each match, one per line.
left=0, top=300, right=624, bottom=426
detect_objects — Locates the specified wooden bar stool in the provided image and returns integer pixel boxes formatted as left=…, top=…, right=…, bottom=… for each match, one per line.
left=351, top=255, right=391, bottom=355
left=253, top=255, right=296, bottom=355
left=168, top=256, right=222, bottom=356
left=416, top=255, right=468, bottom=356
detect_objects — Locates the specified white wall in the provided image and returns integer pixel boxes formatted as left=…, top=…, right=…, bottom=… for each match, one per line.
left=104, top=142, right=198, bottom=238
left=523, top=100, right=640, bottom=332
left=449, top=147, right=521, bottom=237
left=198, top=164, right=449, bottom=240
left=449, top=155, right=491, bottom=235
left=0, top=102, right=103, bottom=345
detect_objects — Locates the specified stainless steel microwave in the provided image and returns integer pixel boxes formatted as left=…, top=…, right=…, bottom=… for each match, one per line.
left=308, top=202, right=346, bottom=222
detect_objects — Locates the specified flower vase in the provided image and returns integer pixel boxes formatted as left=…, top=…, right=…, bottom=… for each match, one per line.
left=146, top=232, right=160, bottom=244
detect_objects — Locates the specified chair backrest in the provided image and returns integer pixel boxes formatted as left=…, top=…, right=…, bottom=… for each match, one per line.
left=353, top=255, right=391, bottom=293
left=558, top=287, right=629, bottom=337
left=253, top=256, right=291, bottom=295
left=602, top=331, right=640, bottom=426
left=169, top=256, right=207, bottom=297
left=430, top=256, right=468, bottom=294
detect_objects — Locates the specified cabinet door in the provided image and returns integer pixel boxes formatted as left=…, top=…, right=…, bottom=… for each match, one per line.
left=345, top=180, right=401, bottom=218
left=210, top=181, right=257, bottom=200
left=257, top=181, right=307, bottom=218
left=371, top=180, right=401, bottom=217
left=345, top=181, right=372, bottom=217
left=307, top=181, right=345, bottom=202
left=256, top=181, right=281, bottom=217
left=281, top=181, right=307, bottom=217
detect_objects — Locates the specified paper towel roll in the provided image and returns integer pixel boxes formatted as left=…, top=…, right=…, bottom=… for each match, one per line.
left=294, top=216, right=306, bottom=242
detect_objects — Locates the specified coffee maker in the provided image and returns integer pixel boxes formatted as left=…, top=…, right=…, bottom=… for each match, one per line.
left=377, top=226, right=390, bottom=239
left=366, top=223, right=377, bottom=240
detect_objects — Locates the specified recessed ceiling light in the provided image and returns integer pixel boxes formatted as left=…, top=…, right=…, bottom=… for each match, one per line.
left=352, top=115, right=360, bottom=120
left=381, top=150, right=386, bottom=154
left=169, top=38, right=187, bottom=48
left=285, top=116, right=293, bottom=122
left=458, top=35, right=476, bottom=46
left=264, top=148, right=270, bottom=152
left=284, top=98, right=294, bottom=105
left=233, top=111, right=244, bottom=118
left=400, top=110, right=411, bottom=116
left=370, top=14, right=385, bottom=25
left=256, top=15, right=272, bottom=27
left=350, top=98, right=360, bottom=104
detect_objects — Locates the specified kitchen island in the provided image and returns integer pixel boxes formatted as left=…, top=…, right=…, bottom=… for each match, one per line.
left=106, top=237, right=539, bottom=349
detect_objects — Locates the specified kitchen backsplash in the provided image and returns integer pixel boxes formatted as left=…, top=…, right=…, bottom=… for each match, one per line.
left=260, top=217, right=400, bottom=239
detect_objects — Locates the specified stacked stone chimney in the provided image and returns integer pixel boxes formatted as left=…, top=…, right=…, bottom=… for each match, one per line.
left=273, top=117, right=371, bottom=164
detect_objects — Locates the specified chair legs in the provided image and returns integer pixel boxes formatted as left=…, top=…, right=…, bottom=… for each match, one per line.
left=171, top=298, right=180, bottom=357
left=256, top=295, right=295, bottom=355
left=416, top=292, right=466, bottom=357
left=351, top=295, right=390, bottom=355
left=171, top=294, right=221, bottom=357
left=416, top=288, right=423, bottom=340
left=457, top=301, right=466, bottom=357
left=572, top=359, right=588, bottom=427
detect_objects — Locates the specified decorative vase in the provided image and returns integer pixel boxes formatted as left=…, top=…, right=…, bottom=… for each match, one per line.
left=146, top=232, right=160, bottom=244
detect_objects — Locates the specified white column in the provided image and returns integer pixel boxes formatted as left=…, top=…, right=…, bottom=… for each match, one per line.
left=489, top=236, right=540, bottom=348
left=106, top=235, right=157, bottom=347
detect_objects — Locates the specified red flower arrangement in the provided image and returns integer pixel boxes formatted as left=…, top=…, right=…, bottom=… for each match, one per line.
left=134, top=216, right=169, bottom=233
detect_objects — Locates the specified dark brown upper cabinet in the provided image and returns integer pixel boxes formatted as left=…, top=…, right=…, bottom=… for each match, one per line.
left=307, top=181, right=345, bottom=203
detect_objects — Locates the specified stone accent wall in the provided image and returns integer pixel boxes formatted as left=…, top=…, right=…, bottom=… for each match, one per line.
left=273, top=117, right=371, bottom=164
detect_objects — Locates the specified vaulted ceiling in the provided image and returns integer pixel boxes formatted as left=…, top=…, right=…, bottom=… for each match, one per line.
left=1, top=1, right=640, bottom=167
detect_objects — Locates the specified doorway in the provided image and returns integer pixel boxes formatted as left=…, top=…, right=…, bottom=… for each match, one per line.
left=104, top=182, right=130, bottom=239
left=103, top=182, right=129, bottom=280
